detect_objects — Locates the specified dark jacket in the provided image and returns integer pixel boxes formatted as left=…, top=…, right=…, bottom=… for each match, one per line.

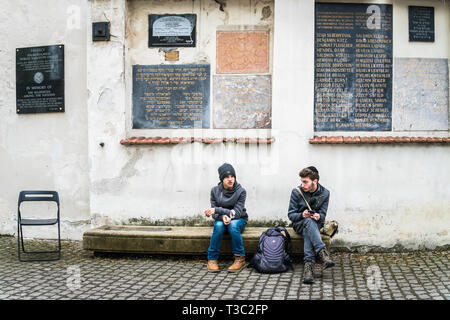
left=210, top=182, right=248, bottom=222
left=287, top=183, right=330, bottom=234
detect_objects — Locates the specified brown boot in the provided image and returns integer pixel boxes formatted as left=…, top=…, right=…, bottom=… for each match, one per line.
left=317, top=248, right=334, bottom=269
left=227, top=255, right=246, bottom=272
left=303, top=262, right=314, bottom=284
left=207, top=260, right=220, bottom=272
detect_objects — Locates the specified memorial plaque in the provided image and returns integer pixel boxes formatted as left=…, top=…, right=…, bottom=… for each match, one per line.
left=213, top=75, right=271, bottom=129
left=314, top=3, right=392, bottom=131
left=148, top=14, right=196, bottom=47
left=132, top=64, right=210, bottom=129
left=394, top=58, right=448, bottom=131
left=216, top=30, right=270, bottom=74
left=16, top=44, right=64, bottom=114
left=409, top=6, right=434, bottom=42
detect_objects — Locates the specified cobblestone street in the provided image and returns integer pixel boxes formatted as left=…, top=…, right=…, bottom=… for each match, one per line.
left=0, top=236, right=448, bottom=300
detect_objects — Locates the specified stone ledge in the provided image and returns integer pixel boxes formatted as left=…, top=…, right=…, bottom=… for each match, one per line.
left=120, top=137, right=275, bottom=145
left=309, top=136, right=450, bottom=144
left=82, top=225, right=330, bottom=256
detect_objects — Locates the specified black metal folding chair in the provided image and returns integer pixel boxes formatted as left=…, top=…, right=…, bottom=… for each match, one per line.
left=17, top=190, right=61, bottom=262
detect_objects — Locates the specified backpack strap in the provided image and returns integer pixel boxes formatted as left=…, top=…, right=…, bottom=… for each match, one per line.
left=296, top=187, right=312, bottom=211
left=275, top=226, right=292, bottom=255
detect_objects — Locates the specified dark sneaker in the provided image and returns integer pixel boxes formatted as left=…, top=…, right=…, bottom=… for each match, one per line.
left=303, top=262, right=314, bottom=284
left=317, top=248, right=334, bottom=269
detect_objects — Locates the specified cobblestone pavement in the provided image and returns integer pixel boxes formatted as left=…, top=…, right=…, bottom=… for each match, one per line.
left=0, top=236, right=448, bottom=300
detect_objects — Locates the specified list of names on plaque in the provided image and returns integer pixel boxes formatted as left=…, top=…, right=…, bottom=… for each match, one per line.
left=132, top=64, right=210, bottom=129
left=16, top=44, right=64, bottom=114
left=409, top=6, right=435, bottom=42
left=314, top=3, right=392, bottom=131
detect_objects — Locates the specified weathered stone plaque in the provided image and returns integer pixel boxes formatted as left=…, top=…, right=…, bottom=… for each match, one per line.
left=394, top=58, right=448, bottom=131
left=409, top=6, right=434, bottom=42
left=132, top=64, right=210, bottom=129
left=213, top=75, right=271, bottom=129
left=216, top=30, right=269, bottom=74
left=314, top=3, right=393, bottom=131
left=16, top=45, right=64, bottom=114
left=148, top=14, right=196, bottom=47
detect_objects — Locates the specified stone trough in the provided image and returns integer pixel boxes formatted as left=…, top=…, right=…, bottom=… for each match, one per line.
left=83, top=225, right=331, bottom=257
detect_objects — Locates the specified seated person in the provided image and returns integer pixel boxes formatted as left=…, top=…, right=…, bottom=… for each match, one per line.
left=204, top=163, right=248, bottom=272
left=287, top=166, right=334, bottom=284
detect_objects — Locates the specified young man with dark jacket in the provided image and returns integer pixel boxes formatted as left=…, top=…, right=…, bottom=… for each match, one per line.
left=204, top=163, right=248, bottom=272
left=287, top=166, right=334, bottom=284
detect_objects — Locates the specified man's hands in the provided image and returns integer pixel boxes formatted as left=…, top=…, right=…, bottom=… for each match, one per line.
left=205, top=207, right=232, bottom=225
left=222, top=215, right=231, bottom=225
left=204, top=207, right=215, bottom=217
left=302, top=209, right=320, bottom=221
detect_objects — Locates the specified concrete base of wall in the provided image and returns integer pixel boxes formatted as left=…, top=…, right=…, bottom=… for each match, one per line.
left=82, top=225, right=331, bottom=256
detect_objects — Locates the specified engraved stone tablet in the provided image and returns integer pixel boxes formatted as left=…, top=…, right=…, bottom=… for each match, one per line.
left=16, top=44, right=64, bottom=114
left=213, top=75, right=271, bottom=129
left=216, top=30, right=269, bottom=74
left=314, top=3, right=393, bottom=131
left=409, top=6, right=434, bottom=42
left=148, top=14, right=196, bottom=47
left=132, top=64, right=210, bottom=129
left=393, top=58, right=448, bottom=131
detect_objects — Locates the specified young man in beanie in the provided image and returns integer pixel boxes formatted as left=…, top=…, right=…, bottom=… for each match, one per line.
left=204, top=163, right=248, bottom=272
left=287, top=166, right=334, bottom=284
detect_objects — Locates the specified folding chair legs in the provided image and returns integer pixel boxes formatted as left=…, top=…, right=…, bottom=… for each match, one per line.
left=17, top=223, right=61, bottom=262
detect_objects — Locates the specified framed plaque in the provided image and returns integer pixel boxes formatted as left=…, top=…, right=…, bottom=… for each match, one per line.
left=16, top=44, right=64, bottom=114
left=148, top=14, right=196, bottom=47
left=314, top=3, right=393, bottom=131
left=409, top=6, right=434, bottom=42
left=132, top=64, right=210, bottom=129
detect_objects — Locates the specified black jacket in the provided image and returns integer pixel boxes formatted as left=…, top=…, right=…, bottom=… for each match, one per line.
left=210, top=182, right=248, bottom=222
left=287, top=183, right=330, bottom=234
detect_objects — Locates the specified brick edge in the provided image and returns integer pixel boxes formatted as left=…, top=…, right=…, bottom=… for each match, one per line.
left=309, top=136, right=450, bottom=144
left=120, top=137, right=275, bottom=145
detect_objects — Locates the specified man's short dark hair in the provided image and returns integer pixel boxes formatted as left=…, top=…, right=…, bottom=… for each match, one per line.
left=299, top=167, right=320, bottom=181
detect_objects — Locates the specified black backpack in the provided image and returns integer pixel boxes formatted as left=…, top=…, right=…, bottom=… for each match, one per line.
left=248, top=226, right=294, bottom=273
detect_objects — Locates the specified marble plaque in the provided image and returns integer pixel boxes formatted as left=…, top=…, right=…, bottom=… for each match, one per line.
left=314, top=3, right=393, bottom=131
left=216, top=30, right=269, bottom=74
left=16, top=44, right=64, bottom=114
left=213, top=75, right=271, bottom=129
left=132, top=64, right=210, bottom=129
left=393, top=58, right=448, bottom=131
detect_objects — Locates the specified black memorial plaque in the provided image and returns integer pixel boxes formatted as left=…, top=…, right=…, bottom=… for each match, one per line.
left=148, top=14, right=196, bottom=47
left=409, top=6, right=434, bottom=42
left=314, top=3, right=392, bottom=131
left=16, top=44, right=64, bottom=114
left=132, top=64, right=210, bottom=129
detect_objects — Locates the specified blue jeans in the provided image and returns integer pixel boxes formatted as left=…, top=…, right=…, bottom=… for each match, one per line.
left=207, top=218, right=247, bottom=260
left=302, top=218, right=326, bottom=263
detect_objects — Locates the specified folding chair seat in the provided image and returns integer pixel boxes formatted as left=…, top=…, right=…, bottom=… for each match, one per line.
left=17, top=190, right=61, bottom=262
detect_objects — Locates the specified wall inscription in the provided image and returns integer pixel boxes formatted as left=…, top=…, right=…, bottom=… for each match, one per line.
left=132, top=64, right=210, bottom=129
left=16, top=44, right=64, bottom=114
left=394, top=58, right=448, bottom=131
left=216, top=30, right=269, bottom=74
left=409, top=6, right=435, bottom=42
left=314, top=3, right=393, bottom=131
left=213, top=75, right=271, bottom=129
left=148, top=14, right=196, bottom=47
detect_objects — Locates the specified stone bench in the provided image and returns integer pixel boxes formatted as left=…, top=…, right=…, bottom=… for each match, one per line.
left=83, top=225, right=331, bottom=257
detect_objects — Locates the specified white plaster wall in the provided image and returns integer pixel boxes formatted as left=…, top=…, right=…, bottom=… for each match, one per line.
left=86, top=0, right=450, bottom=249
left=1, top=0, right=446, bottom=249
left=0, top=0, right=90, bottom=240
